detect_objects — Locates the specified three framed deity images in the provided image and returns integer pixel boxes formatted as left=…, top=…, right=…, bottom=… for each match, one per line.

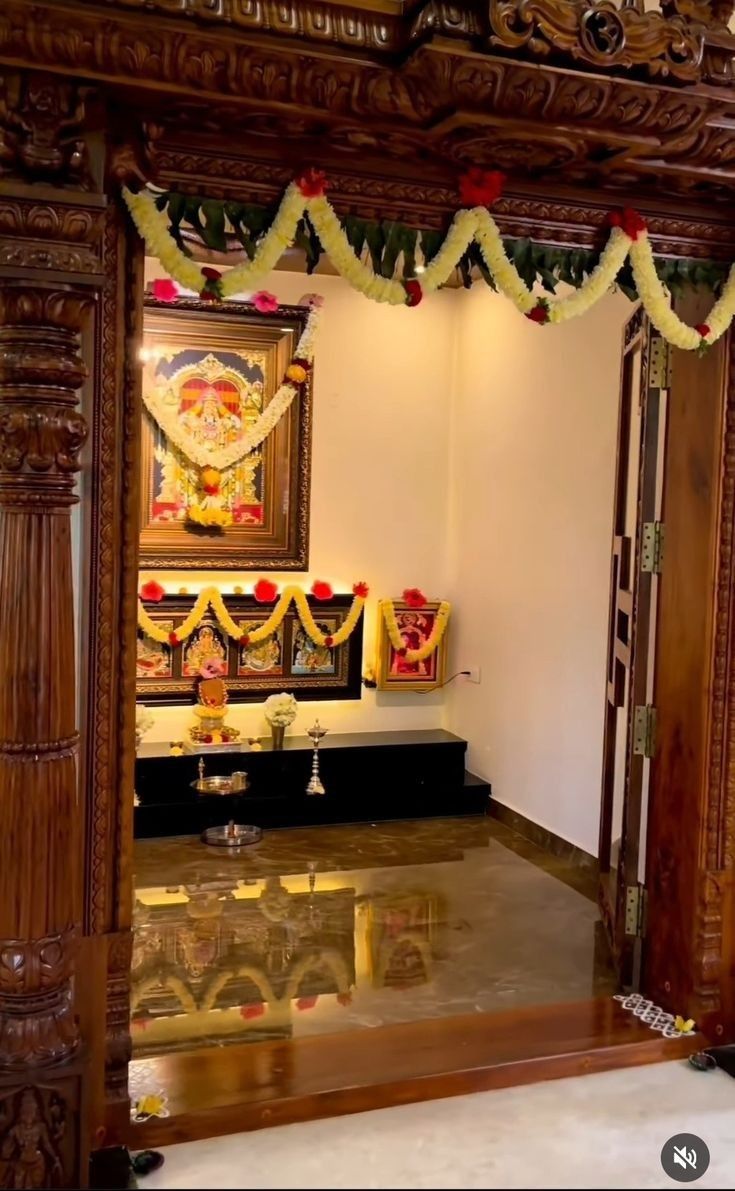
left=139, top=296, right=312, bottom=570
left=137, top=593, right=363, bottom=704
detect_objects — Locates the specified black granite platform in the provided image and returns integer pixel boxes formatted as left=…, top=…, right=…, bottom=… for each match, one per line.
left=134, top=729, right=491, bottom=837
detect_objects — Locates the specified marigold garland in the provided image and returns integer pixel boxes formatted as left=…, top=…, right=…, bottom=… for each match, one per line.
left=138, top=583, right=368, bottom=650
left=380, top=599, right=451, bottom=663
left=124, top=178, right=734, bottom=351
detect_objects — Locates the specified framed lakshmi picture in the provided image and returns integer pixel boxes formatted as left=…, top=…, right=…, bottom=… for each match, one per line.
left=138, top=297, right=312, bottom=569
left=136, top=593, right=363, bottom=704
left=375, top=599, right=448, bottom=692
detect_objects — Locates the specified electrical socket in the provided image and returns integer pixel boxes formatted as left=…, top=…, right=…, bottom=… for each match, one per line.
left=464, top=666, right=481, bottom=684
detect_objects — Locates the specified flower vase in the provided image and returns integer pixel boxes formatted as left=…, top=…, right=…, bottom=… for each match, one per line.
left=271, top=724, right=286, bottom=750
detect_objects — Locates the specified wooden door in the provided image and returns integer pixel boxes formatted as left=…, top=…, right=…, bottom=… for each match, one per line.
left=599, top=309, right=668, bottom=989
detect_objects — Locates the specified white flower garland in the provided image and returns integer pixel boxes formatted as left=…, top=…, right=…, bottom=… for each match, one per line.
left=124, top=185, right=735, bottom=351
left=142, top=305, right=320, bottom=471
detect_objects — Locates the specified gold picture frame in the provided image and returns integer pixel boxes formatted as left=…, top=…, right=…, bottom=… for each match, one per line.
left=138, top=297, right=312, bottom=570
left=375, top=599, right=448, bottom=692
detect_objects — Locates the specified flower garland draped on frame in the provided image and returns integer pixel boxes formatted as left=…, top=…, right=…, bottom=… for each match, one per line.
left=138, top=583, right=368, bottom=649
left=123, top=172, right=733, bottom=353
left=380, top=599, right=451, bottom=664
left=141, top=304, right=321, bottom=472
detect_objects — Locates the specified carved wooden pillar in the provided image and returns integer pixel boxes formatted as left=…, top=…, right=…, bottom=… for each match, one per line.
left=0, top=284, right=93, bottom=1186
left=0, top=70, right=110, bottom=1190
left=0, top=285, right=90, bottom=1057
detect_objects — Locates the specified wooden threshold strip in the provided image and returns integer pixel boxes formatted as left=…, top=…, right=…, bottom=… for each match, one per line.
left=130, top=997, right=702, bottom=1148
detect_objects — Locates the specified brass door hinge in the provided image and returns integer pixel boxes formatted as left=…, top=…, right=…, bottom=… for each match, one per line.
left=633, top=704, right=657, bottom=758
left=641, top=521, right=665, bottom=574
left=649, top=335, right=671, bottom=390
left=625, top=884, right=648, bottom=937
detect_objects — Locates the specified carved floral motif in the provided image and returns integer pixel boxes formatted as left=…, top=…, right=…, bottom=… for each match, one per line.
left=0, top=933, right=79, bottom=1067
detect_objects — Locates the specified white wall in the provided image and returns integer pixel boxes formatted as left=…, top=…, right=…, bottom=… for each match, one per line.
left=445, top=285, right=630, bottom=856
left=141, top=265, right=456, bottom=742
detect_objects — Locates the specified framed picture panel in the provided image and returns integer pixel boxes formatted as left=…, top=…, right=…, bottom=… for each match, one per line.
left=136, top=594, right=363, bottom=704
left=139, top=297, right=312, bottom=569
left=375, top=600, right=448, bottom=692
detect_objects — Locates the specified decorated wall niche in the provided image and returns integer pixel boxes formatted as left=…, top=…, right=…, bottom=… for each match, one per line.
left=139, top=296, right=314, bottom=570
left=137, top=588, right=365, bottom=704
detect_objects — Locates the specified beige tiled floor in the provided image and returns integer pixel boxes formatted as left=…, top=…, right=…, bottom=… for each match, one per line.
left=140, top=1060, right=734, bottom=1189
left=131, top=817, right=614, bottom=1056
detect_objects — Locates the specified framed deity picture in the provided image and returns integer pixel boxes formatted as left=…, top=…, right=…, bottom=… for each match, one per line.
left=138, top=297, right=312, bottom=569
left=375, top=600, right=448, bottom=692
left=136, top=593, right=363, bottom=704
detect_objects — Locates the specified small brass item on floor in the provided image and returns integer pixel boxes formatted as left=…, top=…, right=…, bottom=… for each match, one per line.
left=191, top=756, right=262, bottom=847
left=305, top=720, right=328, bottom=796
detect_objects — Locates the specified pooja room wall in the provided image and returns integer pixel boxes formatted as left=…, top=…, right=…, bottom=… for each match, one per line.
left=445, top=285, right=630, bottom=857
left=140, top=262, right=457, bottom=741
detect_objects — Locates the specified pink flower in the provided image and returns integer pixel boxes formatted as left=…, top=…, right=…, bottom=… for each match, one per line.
left=151, top=278, right=178, bottom=302
left=253, top=290, right=279, bottom=314
left=199, top=657, right=226, bottom=679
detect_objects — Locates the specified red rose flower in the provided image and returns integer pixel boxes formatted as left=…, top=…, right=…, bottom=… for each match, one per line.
left=151, top=278, right=178, bottom=303
left=239, top=634, right=250, bottom=648
left=203, top=734, right=213, bottom=744
left=403, top=587, right=427, bottom=609
left=324, top=635, right=334, bottom=648
left=201, top=267, right=222, bottom=281
left=607, top=207, right=647, bottom=241
left=254, top=578, right=278, bottom=603
left=353, top=581, right=369, bottom=599
left=526, top=302, right=549, bottom=325
left=203, top=483, right=219, bottom=496
left=296, top=995, right=318, bottom=1010
left=139, top=580, right=165, bottom=603
left=695, top=324, right=711, bottom=338
left=403, top=279, right=423, bottom=307
left=240, top=1003, right=265, bottom=1020
left=295, top=168, right=328, bottom=198
left=311, top=580, right=333, bottom=601
left=168, top=631, right=179, bottom=647
left=459, top=168, right=506, bottom=209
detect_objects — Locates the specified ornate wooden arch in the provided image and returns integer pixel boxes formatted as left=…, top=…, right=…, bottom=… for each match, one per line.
left=2, top=2, right=735, bottom=1185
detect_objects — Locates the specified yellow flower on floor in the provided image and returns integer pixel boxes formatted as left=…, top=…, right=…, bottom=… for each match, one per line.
left=674, top=1015, right=696, bottom=1035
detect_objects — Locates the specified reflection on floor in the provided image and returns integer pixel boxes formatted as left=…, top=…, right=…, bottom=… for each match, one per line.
left=132, top=817, right=617, bottom=1057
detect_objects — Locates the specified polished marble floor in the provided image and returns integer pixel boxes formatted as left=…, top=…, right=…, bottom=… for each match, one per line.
left=131, top=817, right=617, bottom=1057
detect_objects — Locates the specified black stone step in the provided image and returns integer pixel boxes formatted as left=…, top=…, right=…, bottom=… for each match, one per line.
left=134, top=730, right=490, bottom=838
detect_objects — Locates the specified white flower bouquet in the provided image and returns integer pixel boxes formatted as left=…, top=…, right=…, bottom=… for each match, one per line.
left=135, top=704, right=154, bottom=748
left=263, top=692, right=298, bottom=727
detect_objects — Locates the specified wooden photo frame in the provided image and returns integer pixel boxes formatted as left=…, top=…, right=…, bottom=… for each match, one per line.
left=375, top=600, right=448, bottom=692
left=138, top=297, right=312, bottom=570
left=136, top=594, right=363, bottom=704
